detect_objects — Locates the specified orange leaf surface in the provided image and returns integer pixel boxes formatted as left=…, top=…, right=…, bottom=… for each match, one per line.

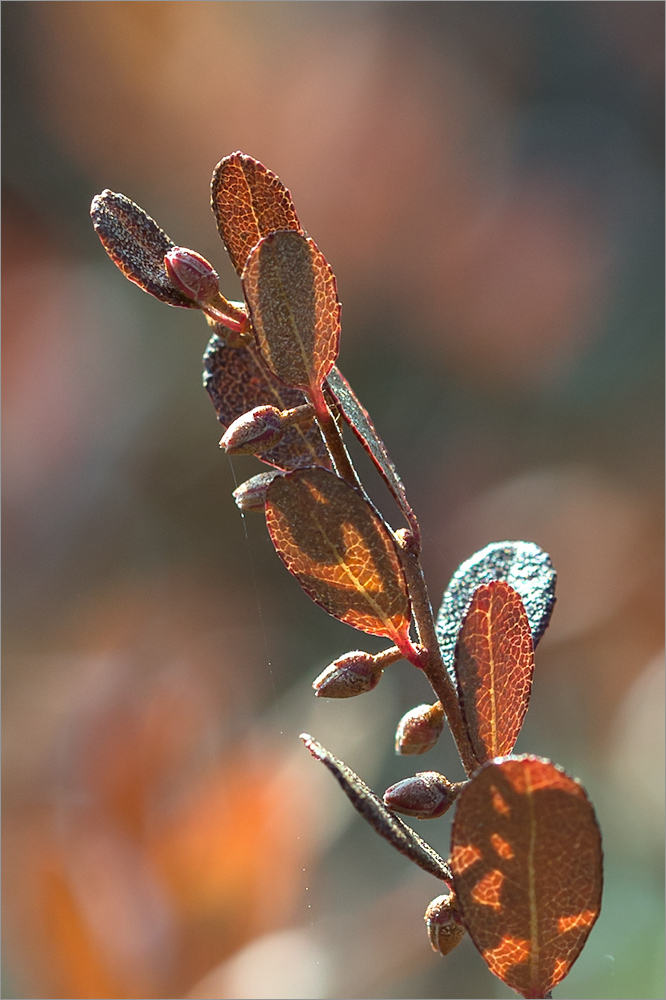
left=451, top=756, right=603, bottom=999
left=210, top=152, right=302, bottom=276
left=242, top=231, right=341, bottom=399
left=203, top=334, right=330, bottom=471
left=454, top=581, right=534, bottom=764
left=265, top=468, right=410, bottom=643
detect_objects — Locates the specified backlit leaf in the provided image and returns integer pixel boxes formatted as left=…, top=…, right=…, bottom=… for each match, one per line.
left=210, top=152, right=302, bottom=276
left=451, top=756, right=603, bottom=999
left=301, top=734, right=452, bottom=883
left=436, top=542, right=556, bottom=685
left=265, top=467, right=410, bottom=643
left=326, top=366, right=419, bottom=545
left=91, top=190, right=198, bottom=308
left=242, top=231, right=341, bottom=399
left=203, top=334, right=330, bottom=471
left=454, top=581, right=534, bottom=763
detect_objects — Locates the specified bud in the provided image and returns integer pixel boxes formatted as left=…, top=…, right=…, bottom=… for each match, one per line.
left=221, top=406, right=285, bottom=455
left=313, top=650, right=383, bottom=698
left=383, top=771, right=461, bottom=819
left=164, top=247, right=220, bottom=303
left=232, top=471, right=282, bottom=512
left=395, top=702, right=445, bottom=755
left=424, top=893, right=466, bottom=957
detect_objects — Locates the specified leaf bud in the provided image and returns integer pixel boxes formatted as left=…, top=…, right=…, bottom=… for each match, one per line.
left=164, top=247, right=220, bottom=304
left=424, top=892, right=466, bottom=957
left=221, top=406, right=285, bottom=455
left=383, top=771, right=461, bottom=819
left=395, top=702, right=445, bottom=755
left=232, top=471, right=282, bottom=512
left=312, top=650, right=383, bottom=698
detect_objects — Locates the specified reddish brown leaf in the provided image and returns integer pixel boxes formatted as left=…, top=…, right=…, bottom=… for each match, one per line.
left=437, top=542, right=556, bottom=686
left=90, top=190, right=198, bottom=308
left=210, top=152, right=302, bottom=276
left=203, top=334, right=330, bottom=471
left=451, top=756, right=603, bottom=999
left=454, top=581, right=534, bottom=764
left=242, top=231, right=341, bottom=404
left=265, top=468, right=410, bottom=643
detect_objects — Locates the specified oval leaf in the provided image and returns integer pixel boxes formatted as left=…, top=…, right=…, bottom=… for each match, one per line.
left=301, top=734, right=452, bottom=883
left=265, top=467, right=410, bottom=642
left=454, top=581, right=534, bottom=763
left=436, top=542, right=556, bottom=685
left=90, top=190, right=197, bottom=308
left=203, top=334, right=330, bottom=471
left=326, top=366, right=419, bottom=546
left=242, top=231, right=341, bottom=398
left=211, top=151, right=302, bottom=276
left=451, top=756, right=603, bottom=999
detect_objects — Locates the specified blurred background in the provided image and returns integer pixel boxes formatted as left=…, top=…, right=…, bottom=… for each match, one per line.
left=2, top=3, right=663, bottom=998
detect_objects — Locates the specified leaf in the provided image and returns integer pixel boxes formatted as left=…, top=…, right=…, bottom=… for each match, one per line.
left=451, top=756, right=603, bottom=999
left=203, top=334, right=330, bottom=472
left=90, top=190, right=198, bottom=308
left=210, top=151, right=302, bottom=276
left=301, top=734, right=452, bottom=883
left=436, top=542, right=556, bottom=686
left=454, top=581, right=534, bottom=763
left=242, top=231, right=341, bottom=400
left=326, top=366, right=420, bottom=545
left=265, top=467, right=410, bottom=643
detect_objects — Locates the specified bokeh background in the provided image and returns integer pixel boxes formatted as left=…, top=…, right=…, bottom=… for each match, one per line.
left=2, top=3, right=664, bottom=998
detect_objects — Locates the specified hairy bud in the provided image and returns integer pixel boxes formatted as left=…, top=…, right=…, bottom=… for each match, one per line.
left=164, top=247, right=220, bottom=303
left=313, top=650, right=383, bottom=698
left=383, top=771, right=461, bottom=819
left=232, top=471, right=282, bottom=512
left=424, top=893, right=466, bottom=957
left=395, top=702, right=445, bottom=755
left=221, top=406, right=285, bottom=455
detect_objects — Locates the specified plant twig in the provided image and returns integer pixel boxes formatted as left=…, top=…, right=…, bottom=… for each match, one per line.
left=394, top=530, right=479, bottom=776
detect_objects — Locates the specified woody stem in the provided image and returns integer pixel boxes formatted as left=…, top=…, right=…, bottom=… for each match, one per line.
left=311, top=389, right=362, bottom=490
left=394, top=531, right=480, bottom=777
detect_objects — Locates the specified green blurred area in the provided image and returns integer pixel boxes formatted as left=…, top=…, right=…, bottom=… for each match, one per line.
left=2, top=3, right=663, bottom=998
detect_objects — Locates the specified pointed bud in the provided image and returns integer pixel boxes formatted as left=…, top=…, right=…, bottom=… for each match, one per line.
left=313, top=651, right=383, bottom=698
left=424, top=893, right=466, bottom=957
left=232, top=471, right=282, bottom=512
left=383, top=771, right=461, bottom=819
left=164, top=247, right=220, bottom=303
left=221, top=406, right=285, bottom=455
left=395, top=702, right=445, bottom=755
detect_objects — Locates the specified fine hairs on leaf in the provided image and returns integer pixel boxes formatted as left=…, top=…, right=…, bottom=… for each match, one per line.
left=91, top=152, right=603, bottom=1000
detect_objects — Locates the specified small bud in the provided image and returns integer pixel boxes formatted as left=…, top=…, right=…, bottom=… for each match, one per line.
left=383, top=771, right=461, bottom=819
left=313, top=651, right=383, bottom=698
left=232, top=471, right=282, bottom=512
left=395, top=702, right=445, bottom=755
left=221, top=406, right=285, bottom=455
left=164, top=247, right=220, bottom=303
left=424, top=893, right=466, bottom=957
